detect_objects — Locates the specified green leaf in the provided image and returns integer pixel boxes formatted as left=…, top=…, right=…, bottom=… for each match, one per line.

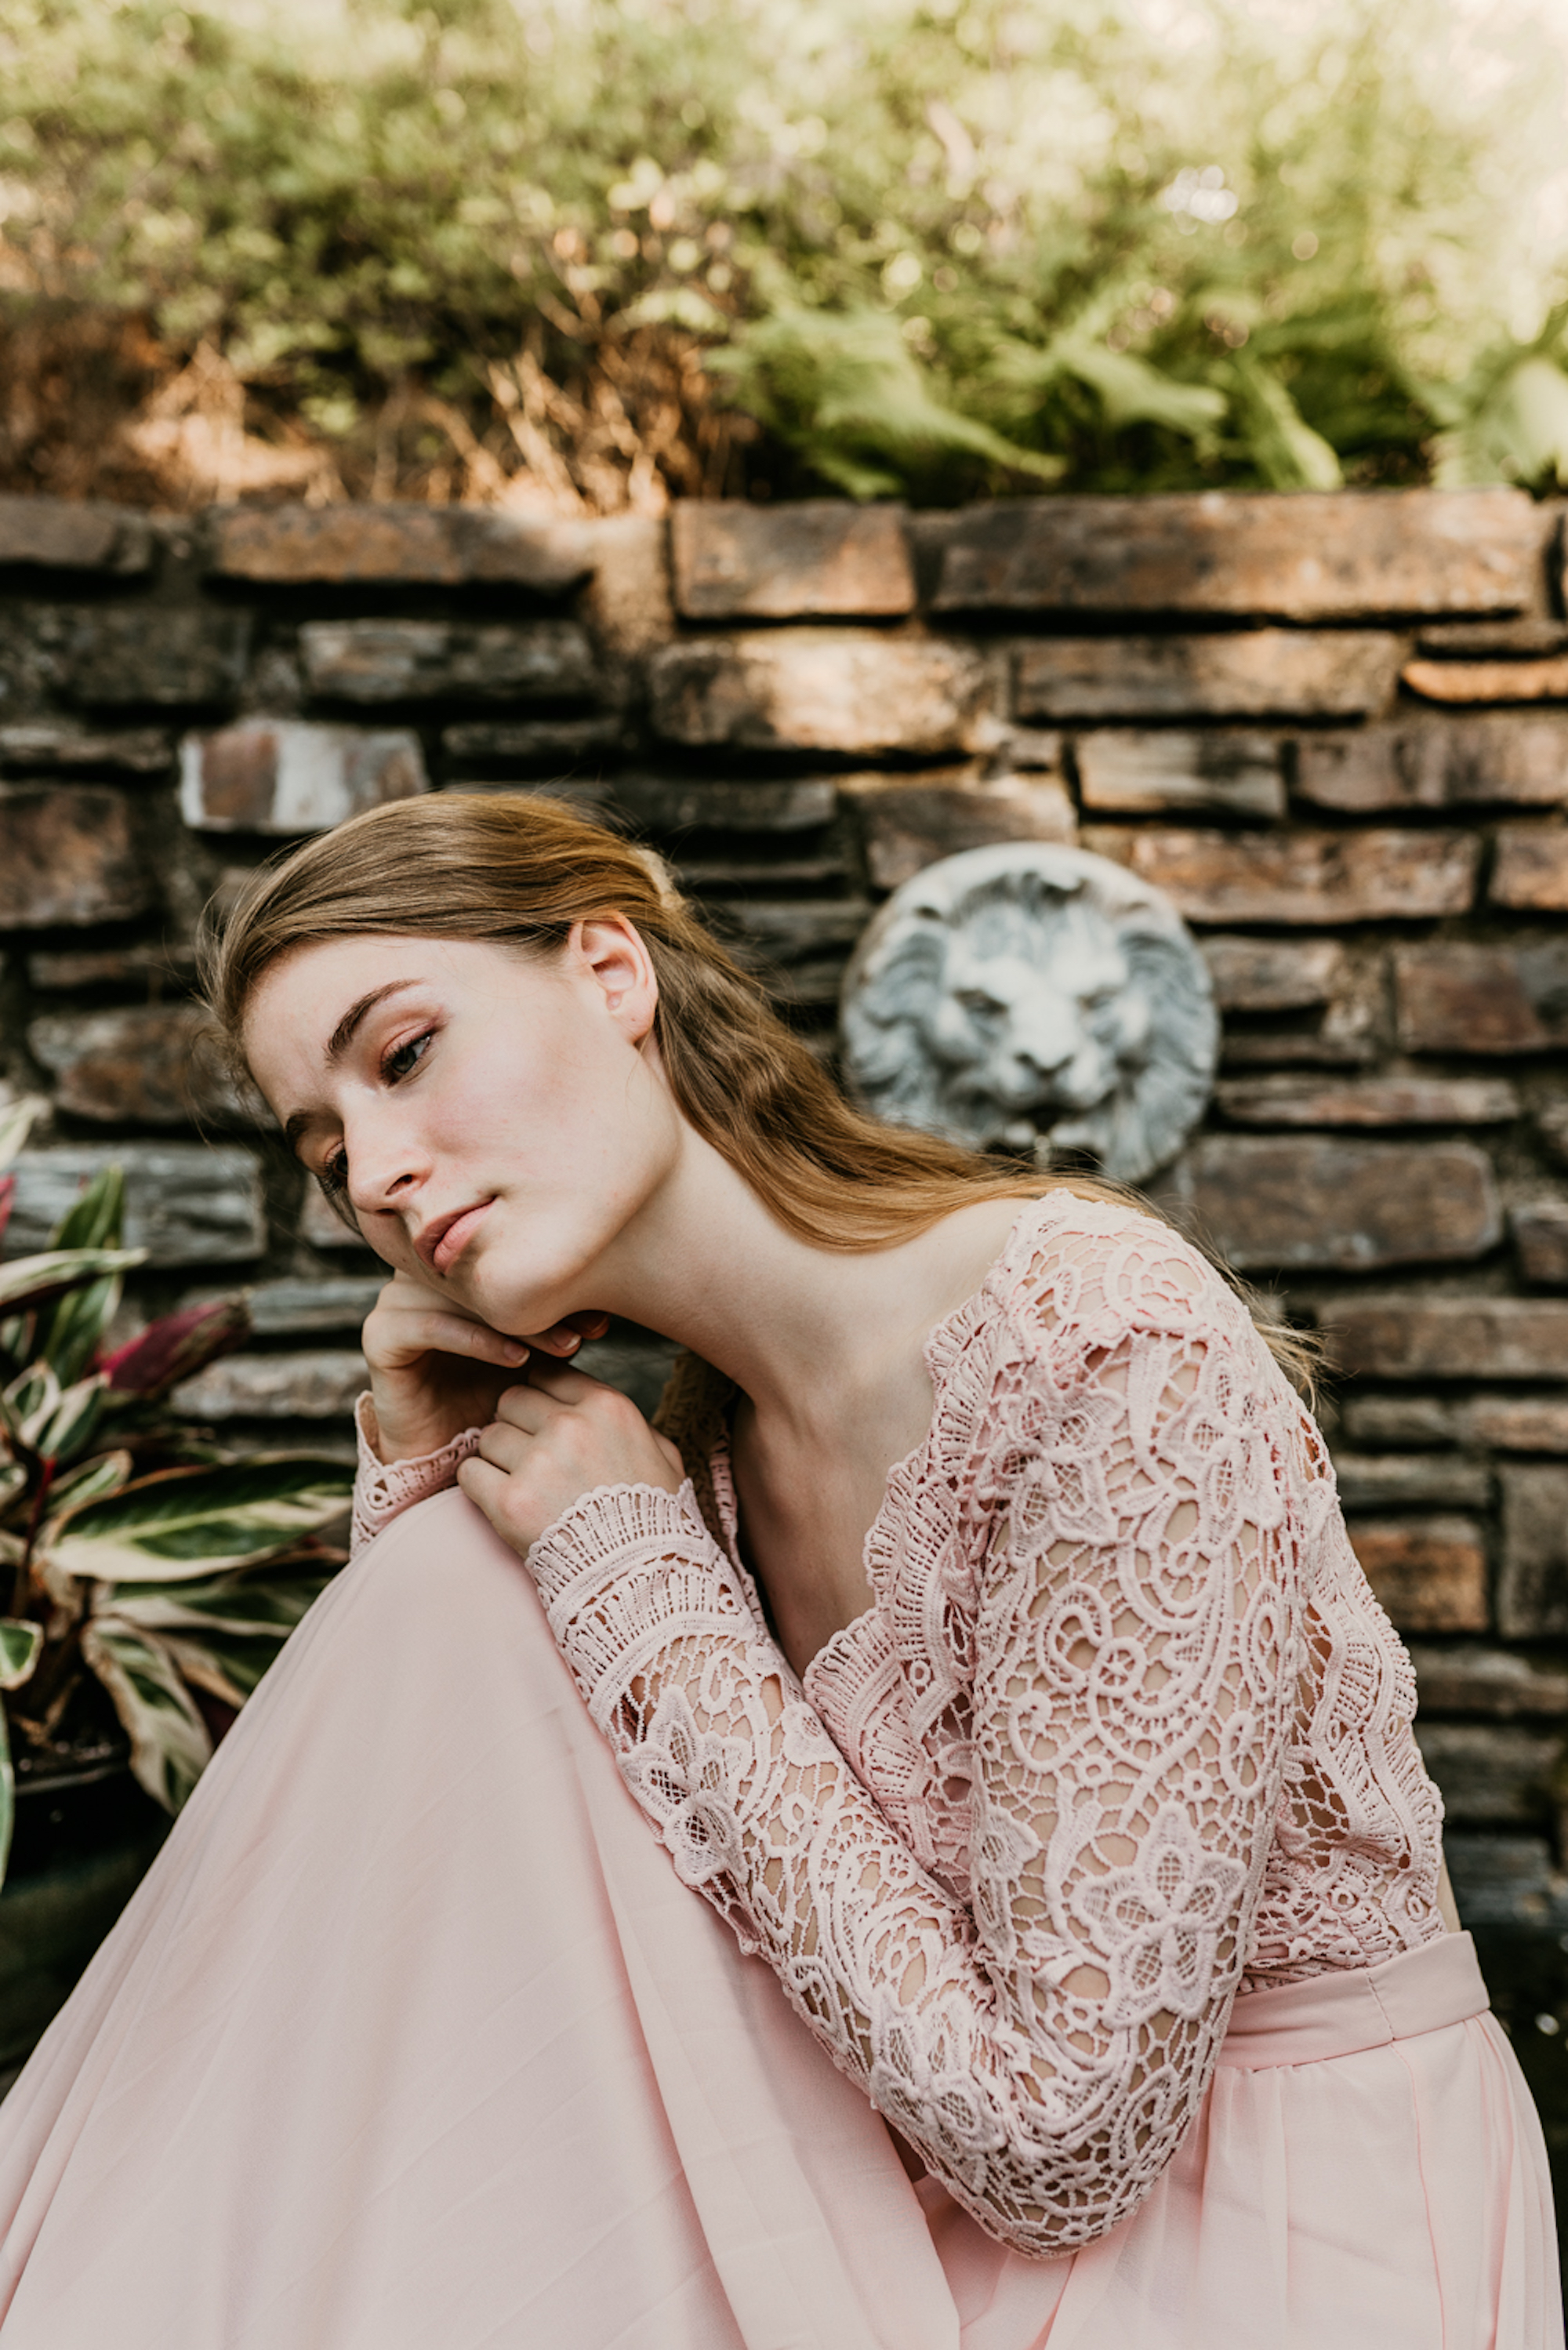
left=0, top=1248, right=147, bottom=1320
left=1433, top=355, right=1568, bottom=490
left=0, top=1097, right=46, bottom=1177
left=1230, top=358, right=1344, bottom=492
left=0, top=1617, right=42, bottom=1691
left=47, top=1447, right=135, bottom=1513
left=100, top=1569, right=332, bottom=1640
left=81, top=1618, right=212, bottom=1812
left=38, top=1269, right=125, bottom=1389
left=45, top=1457, right=354, bottom=1585
left=30, top=1375, right=108, bottom=1469
left=49, top=1166, right=125, bottom=1254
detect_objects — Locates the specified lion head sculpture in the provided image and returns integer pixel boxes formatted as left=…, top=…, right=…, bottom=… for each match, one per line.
left=839, top=844, right=1218, bottom=1183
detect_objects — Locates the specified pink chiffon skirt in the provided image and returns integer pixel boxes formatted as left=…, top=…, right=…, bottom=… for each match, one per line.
left=0, top=1487, right=1557, bottom=2348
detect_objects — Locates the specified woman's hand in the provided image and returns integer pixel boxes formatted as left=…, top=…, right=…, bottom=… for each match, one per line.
left=361, top=1269, right=610, bottom=1463
left=456, top=1358, right=685, bottom=1556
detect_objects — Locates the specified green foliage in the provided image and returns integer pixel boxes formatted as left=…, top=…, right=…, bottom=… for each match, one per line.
left=0, top=0, right=1566, bottom=497
left=0, top=1122, right=350, bottom=1872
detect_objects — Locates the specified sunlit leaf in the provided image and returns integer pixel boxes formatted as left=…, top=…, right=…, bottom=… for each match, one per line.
left=0, top=1098, right=46, bottom=1177
left=81, top=1618, right=212, bottom=1811
left=30, top=1374, right=108, bottom=1468
left=102, top=1568, right=332, bottom=1642
left=0, top=1249, right=147, bottom=1320
left=45, top=1457, right=354, bottom=1585
left=0, top=1617, right=42, bottom=1691
left=47, top=1447, right=135, bottom=1513
left=1230, top=357, right=1343, bottom=491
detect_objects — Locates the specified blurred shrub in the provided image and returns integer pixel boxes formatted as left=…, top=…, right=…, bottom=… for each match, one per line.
left=0, top=0, right=1566, bottom=504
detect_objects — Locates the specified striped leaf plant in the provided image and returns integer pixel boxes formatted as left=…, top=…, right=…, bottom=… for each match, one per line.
left=0, top=1102, right=353, bottom=1885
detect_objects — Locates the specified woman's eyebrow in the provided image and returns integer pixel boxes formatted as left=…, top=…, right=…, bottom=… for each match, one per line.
left=325, top=978, right=424, bottom=1064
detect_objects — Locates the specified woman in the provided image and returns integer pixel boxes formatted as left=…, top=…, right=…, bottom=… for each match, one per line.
left=0, top=792, right=1555, bottom=2348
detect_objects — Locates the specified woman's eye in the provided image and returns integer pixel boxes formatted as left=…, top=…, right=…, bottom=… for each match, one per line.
left=382, top=1030, right=433, bottom=1083
left=320, top=1150, right=349, bottom=1200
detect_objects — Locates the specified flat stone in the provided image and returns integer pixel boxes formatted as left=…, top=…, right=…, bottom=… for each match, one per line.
left=1075, top=729, right=1286, bottom=819
left=578, top=513, right=673, bottom=666
left=29, top=939, right=196, bottom=990
left=1332, top=1454, right=1492, bottom=1509
left=0, top=725, right=172, bottom=773
left=1160, top=1136, right=1501, bottom=1269
left=1347, top=1517, right=1489, bottom=1631
left=1408, top=1646, right=1568, bottom=1717
left=574, top=1334, right=682, bottom=1418
left=930, top=489, right=1545, bottom=618
left=183, top=1276, right=382, bottom=1337
left=1014, top=630, right=1399, bottom=720
left=27, top=1004, right=248, bottom=1126
left=1394, top=943, right=1568, bottom=1055
left=0, top=496, right=151, bottom=574
left=1490, top=826, right=1568, bottom=911
left=1200, top=937, right=1346, bottom=1012
left=1513, top=1203, right=1568, bottom=1286
left=676, top=854, right=848, bottom=892
left=1081, top=826, right=1478, bottom=924
left=611, top=777, right=838, bottom=835
left=1416, top=621, right=1568, bottom=658
left=180, top=721, right=427, bottom=834
left=1214, top=1075, right=1519, bottom=1127
left=1414, top=1723, right=1563, bottom=1821
left=671, top=502, right=915, bottom=619
left=1539, top=1101, right=1568, bottom=1168
left=1499, top=1462, right=1568, bottom=1636
left=1296, top=715, right=1568, bottom=810
left=3, top=1142, right=265, bottom=1266
left=0, top=786, right=150, bottom=930
left=1443, top=1834, right=1568, bottom=1929
left=1323, top=1298, right=1568, bottom=1379
left=298, top=1182, right=372, bottom=1254
left=707, top=899, right=873, bottom=1005
left=172, top=1349, right=368, bottom=1421
left=648, top=630, right=996, bottom=755
left=443, top=716, right=632, bottom=766
left=300, top=619, right=597, bottom=705
left=1341, top=1394, right=1461, bottom=1447
left=840, top=768, right=1076, bottom=890
left=209, top=503, right=593, bottom=591
left=64, top=608, right=252, bottom=710
left=1464, top=1397, right=1568, bottom=1451
left=1403, top=653, right=1568, bottom=705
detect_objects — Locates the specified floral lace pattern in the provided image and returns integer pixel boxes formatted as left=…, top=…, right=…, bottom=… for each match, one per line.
left=350, top=1392, right=481, bottom=1558
left=351, top=1195, right=1446, bottom=2254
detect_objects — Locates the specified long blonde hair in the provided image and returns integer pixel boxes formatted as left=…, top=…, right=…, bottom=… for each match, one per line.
left=200, top=791, right=1316, bottom=1389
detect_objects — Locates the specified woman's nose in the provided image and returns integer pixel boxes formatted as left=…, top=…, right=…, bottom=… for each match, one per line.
left=345, top=1114, right=429, bottom=1219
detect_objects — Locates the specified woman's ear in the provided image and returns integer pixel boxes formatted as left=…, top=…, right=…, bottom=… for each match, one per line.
left=573, top=917, right=659, bottom=1045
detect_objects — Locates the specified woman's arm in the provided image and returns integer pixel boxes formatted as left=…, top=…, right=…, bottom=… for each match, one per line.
left=517, top=1305, right=1303, bottom=2257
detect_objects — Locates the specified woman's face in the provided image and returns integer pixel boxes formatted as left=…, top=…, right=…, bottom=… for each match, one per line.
left=243, top=923, right=680, bottom=1336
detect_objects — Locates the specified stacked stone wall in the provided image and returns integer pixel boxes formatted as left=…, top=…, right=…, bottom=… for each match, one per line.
left=2, top=482, right=1567, bottom=1925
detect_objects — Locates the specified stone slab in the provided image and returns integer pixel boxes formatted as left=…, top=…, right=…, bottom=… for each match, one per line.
left=0, top=496, right=151, bottom=575
left=1081, top=826, right=1479, bottom=924
left=172, top=1349, right=368, bottom=1421
left=180, top=720, right=427, bottom=834
left=612, top=777, right=838, bottom=836
left=1347, top=1517, right=1489, bottom=1632
left=1200, top=937, right=1345, bottom=1012
left=1416, top=622, right=1568, bottom=658
left=30, top=939, right=197, bottom=990
left=840, top=768, right=1076, bottom=890
left=1323, top=1298, right=1568, bottom=1380
left=443, top=716, right=632, bottom=765
left=298, top=1182, right=372, bottom=1254
left=183, top=1276, right=382, bottom=1338
left=1341, top=1394, right=1462, bottom=1448
left=1214, top=1076, right=1519, bottom=1126
left=930, top=489, right=1544, bottom=617
left=648, top=630, right=996, bottom=755
left=1160, top=1135, right=1501, bottom=1269
left=1402, top=654, right=1568, bottom=705
left=1465, top=1397, right=1568, bottom=1451
left=209, top=503, right=593, bottom=590
left=1332, top=1455, right=1492, bottom=1509
left=671, top=502, right=915, bottom=619
left=3, top=1143, right=265, bottom=1266
left=1075, top=729, right=1286, bottom=818
left=1407, top=1646, right=1568, bottom=1717
left=1394, top=943, right=1568, bottom=1055
left=1014, top=630, right=1399, bottom=720
left=64, top=608, right=252, bottom=710
left=707, top=899, right=873, bottom=1006
left=0, top=786, right=150, bottom=931
left=1490, top=826, right=1568, bottom=911
left=299, top=619, right=597, bottom=705
left=1443, top=1834, right=1568, bottom=1928
left=1296, top=715, right=1568, bottom=810
left=1415, top=1723, right=1563, bottom=1821
left=1499, top=1462, right=1568, bottom=1636
left=27, top=1004, right=247, bottom=1126
left=1513, top=1203, right=1568, bottom=1287
left=0, top=725, right=172, bottom=773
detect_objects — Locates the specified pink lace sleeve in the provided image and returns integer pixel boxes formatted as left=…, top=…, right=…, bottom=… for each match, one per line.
left=350, top=1393, right=483, bottom=1557
left=525, top=1251, right=1304, bottom=2256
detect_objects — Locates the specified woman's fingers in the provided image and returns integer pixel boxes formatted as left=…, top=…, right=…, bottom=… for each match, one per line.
left=528, top=1311, right=612, bottom=1357
left=475, top=1420, right=531, bottom=1473
left=455, top=1453, right=510, bottom=1520
left=365, top=1306, right=528, bottom=1371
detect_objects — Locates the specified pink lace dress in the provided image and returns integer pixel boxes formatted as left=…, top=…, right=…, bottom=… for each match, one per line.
left=0, top=1196, right=1555, bottom=2348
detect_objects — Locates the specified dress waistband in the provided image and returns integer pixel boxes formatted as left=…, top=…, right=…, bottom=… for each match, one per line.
left=1216, top=1930, right=1490, bottom=2069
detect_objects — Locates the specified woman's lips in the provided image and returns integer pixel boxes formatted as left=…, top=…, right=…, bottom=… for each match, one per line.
left=430, top=1199, right=494, bottom=1275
